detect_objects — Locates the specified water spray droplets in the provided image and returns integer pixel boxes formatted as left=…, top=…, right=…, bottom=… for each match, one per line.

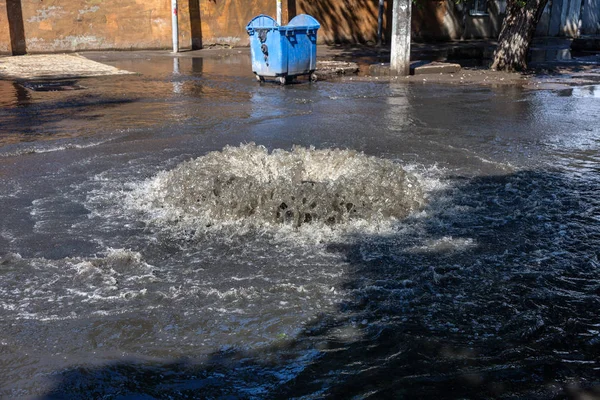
left=130, top=144, right=424, bottom=233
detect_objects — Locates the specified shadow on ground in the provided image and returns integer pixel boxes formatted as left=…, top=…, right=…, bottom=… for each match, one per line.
left=0, top=82, right=138, bottom=144
left=42, top=170, right=600, bottom=399
left=296, top=0, right=382, bottom=44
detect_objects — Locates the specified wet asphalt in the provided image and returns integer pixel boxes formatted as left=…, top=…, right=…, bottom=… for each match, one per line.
left=0, top=44, right=600, bottom=398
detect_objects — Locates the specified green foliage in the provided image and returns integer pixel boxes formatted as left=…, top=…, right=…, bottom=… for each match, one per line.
left=412, top=0, right=424, bottom=9
left=413, top=0, right=527, bottom=7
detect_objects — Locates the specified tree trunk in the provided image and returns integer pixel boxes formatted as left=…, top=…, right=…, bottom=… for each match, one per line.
left=490, top=0, right=549, bottom=71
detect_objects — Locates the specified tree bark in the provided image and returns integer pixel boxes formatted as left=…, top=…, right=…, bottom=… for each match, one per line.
left=490, top=0, right=549, bottom=71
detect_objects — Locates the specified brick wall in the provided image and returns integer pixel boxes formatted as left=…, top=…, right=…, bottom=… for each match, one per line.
left=296, top=0, right=391, bottom=44
left=1, top=0, right=192, bottom=54
left=0, top=0, right=465, bottom=55
left=0, top=1, right=11, bottom=53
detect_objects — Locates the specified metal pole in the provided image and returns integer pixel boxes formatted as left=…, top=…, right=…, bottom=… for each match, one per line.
left=390, top=0, right=411, bottom=75
left=171, top=0, right=179, bottom=53
left=377, top=0, right=385, bottom=46
left=276, top=0, right=282, bottom=25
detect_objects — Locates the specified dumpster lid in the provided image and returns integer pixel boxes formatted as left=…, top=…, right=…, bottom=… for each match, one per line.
left=246, top=14, right=278, bottom=31
left=287, top=14, right=320, bottom=29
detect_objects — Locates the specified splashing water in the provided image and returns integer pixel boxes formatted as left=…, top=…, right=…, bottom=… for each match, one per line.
left=0, top=249, right=157, bottom=321
left=128, top=144, right=424, bottom=234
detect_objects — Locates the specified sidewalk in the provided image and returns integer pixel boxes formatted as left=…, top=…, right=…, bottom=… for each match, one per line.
left=1, top=40, right=599, bottom=88
left=0, top=53, right=135, bottom=81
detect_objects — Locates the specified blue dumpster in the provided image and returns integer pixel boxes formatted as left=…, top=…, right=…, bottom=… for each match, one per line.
left=246, top=14, right=320, bottom=84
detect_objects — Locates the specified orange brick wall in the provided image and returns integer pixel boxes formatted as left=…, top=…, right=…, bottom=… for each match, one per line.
left=200, top=0, right=278, bottom=47
left=296, top=0, right=391, bottom=44
left=1, top=0, right=196, bottom=54
left=0, top=0, right=398, bottom=54
left=0, top=1, right=12, bottom=53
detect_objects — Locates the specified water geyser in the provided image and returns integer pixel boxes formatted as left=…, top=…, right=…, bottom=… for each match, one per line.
left=133, top=144, right=424, bottom=230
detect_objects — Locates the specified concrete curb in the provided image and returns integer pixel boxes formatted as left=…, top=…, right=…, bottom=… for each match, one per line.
left=369, top=61, right=462, bottom=76
left=315, top=60, right=359, bottom=80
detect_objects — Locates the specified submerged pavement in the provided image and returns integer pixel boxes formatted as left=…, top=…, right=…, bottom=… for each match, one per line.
left=0, top=42, right=599, bottom=399
left=1, top=38, right=599, bottom=87
left=0, top=53, right=134, bottom=80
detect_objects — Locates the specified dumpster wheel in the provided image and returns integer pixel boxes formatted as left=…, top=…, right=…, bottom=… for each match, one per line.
left=255, top=74, right=265, bottom=83
left=310, top=73, right=318, bottom=82
left=277, top=76, right=287, bottom=85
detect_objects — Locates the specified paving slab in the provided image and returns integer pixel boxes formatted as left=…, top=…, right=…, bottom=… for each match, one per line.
left=410, top=61, right=462, bottom=75
left=314, top=60, right=359, bottom=80
left=368, top=63, right=393, bottom=76
left=0, top=54, right=134, bottom=81
left=368, top=60, right=462, bottom=76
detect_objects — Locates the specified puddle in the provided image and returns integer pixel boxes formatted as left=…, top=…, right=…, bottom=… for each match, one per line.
left=557, top=84, right=600, bottom=97
left=0, top=80, right=30, bottom=107
left=530, top=48, right=573, bottom=63
left=20, top=80, right=86, bottom=92
left=2, top=51, right=600, bottom=399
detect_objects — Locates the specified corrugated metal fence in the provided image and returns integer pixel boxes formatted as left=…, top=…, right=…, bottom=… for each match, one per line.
left=536, top=0, right=600, bottom=37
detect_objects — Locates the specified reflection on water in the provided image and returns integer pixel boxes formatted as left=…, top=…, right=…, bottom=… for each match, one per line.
left=0, top=54, right=254, bottom=147
left=172, top=57, right=183, bottom=94
left=530, top=48, right=573, bottom=63
left=0, top=81, right=31, bottom=108
left=1, top=53, right=600, bottom=398
left=558, top=85, right=600, bottom=98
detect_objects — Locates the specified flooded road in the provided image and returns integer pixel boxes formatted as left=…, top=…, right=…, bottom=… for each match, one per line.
left=1, top=53, right=599, bottom=399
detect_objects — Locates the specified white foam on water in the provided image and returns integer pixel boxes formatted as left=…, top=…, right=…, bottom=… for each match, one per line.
left=0, top=249, right=158, bottom=321
left=406, top=236, right=477, bottom=254
left=124, top=143, right=426, bottom=243
left=0, top=137, right=115, bottom=158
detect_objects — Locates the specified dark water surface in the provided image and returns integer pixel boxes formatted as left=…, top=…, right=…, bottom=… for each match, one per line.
left=1, top=53, right=599, bottom=399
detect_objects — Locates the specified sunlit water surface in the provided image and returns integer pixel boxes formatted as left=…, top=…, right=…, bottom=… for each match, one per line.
left=0, top=54, right=599, bottom=399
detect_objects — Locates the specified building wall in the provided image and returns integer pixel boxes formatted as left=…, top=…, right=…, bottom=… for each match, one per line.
left=201, top=0, right=279, bottom=47
left=198, top=0, right=388, bottom=46
left=412, top=0, right=600, bottom=41
left=411, top=0, right=505, bottom=41
left=0, top=1, right=11, bottom=53
left=0, top=0, right=295, bottom=54
left=412, top=0, right=462, bottom=41
left=295, top=0, right=390, bottom=44
left=537, top=0, right=600, bottom=36
left=9, top=0, right=179, bottom=53
left=0, top=0, right=390, bottom=54
left=0, top=0, right=197, bottom=54
left=2, top=0, right=598, bottom=55
left=582, top=0, right=600, bottom=34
